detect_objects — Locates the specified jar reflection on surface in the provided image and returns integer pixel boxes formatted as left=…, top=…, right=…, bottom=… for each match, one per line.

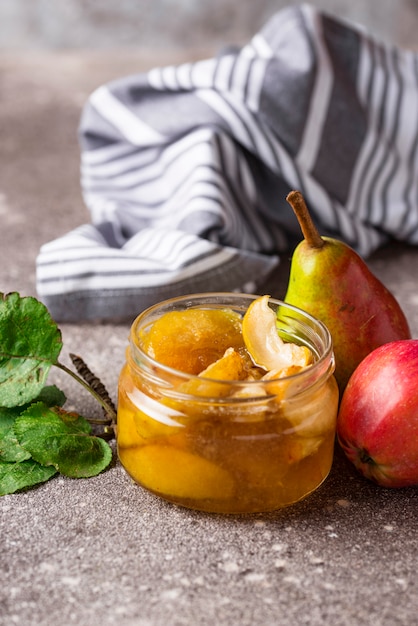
left=117, top=293, right=339, bottom=514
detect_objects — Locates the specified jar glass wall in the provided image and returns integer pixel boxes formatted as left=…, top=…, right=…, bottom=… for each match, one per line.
left=117, top=293, right=339, bottom=514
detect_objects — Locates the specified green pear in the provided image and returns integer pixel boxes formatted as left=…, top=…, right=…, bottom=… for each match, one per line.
left=284, top=191, right=411, bottom=391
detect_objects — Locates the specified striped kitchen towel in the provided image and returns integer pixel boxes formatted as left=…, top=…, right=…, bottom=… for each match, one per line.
left=36, top=4, right=418, bottom=321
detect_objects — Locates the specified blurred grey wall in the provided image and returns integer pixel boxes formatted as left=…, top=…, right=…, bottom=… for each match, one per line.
left=1, top=0, right=417, bottom=50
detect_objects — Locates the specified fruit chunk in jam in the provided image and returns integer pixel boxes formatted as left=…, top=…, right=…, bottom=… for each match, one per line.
left=117, top=297, right=338, bottom=513
left=139, top=308, right=245, bottom=374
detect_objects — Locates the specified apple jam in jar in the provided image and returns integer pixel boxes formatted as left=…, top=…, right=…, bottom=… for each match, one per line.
left=117, top=293, right=339, bottom=514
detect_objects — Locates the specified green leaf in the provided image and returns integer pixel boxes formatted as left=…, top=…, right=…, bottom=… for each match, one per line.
left=0, top=405, right=22, bottom=423
left=0, top=293, right=63, bottom=407
left=0, top=422, right=32, bottom=462
left=0, top=385, right=67, bottom=462
left=14, top=403, right=113, bottom=478
left=0, top=459, right=57, bottom=495
left=36, top=385, right=67, bottom=408
left=0, top=385, right=66, bottom=419
left=0, top=405, right=30, bottom=461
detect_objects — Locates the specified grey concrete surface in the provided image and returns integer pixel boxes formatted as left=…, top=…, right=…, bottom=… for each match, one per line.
left=1, top=50, right=418, bottom=626
left=2, top=0, right=418, bottom=52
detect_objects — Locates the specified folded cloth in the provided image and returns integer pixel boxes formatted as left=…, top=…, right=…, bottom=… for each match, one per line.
left=36, top=3, right=418, bottom=322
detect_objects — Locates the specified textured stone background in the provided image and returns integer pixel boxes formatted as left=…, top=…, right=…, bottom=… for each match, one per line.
left=1, top=4, right=418, bottom=626
left=1, top=0, right=418, bottom=51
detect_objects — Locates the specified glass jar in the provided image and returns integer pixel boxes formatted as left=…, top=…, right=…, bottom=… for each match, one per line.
left=117, top=293, right=339, bottom=514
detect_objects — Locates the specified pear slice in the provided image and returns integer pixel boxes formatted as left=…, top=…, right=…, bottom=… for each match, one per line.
left=177, top=347, right=248, bottom=398
left=242, top=295, right=312, bottom=371
left=129, top=445, right=235, bottom=500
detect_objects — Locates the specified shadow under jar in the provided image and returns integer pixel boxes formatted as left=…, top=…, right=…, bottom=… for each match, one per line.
left=117, top=293, right=339, bottom=514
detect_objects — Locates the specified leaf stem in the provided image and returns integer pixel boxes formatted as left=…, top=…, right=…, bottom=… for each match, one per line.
left=55, top=361, right=117, bottom=425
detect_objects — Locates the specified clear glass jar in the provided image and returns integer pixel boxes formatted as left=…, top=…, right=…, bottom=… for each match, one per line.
left=117, top=293, right=339, bottom=514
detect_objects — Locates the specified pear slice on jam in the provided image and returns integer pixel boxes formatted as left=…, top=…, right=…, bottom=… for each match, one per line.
left=242, top=295, right=312, bottom=371
left=178, top=347, right=248, bottom=398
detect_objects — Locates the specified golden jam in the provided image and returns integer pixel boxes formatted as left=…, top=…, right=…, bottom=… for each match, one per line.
left=117, top=294, right=339, bottom=513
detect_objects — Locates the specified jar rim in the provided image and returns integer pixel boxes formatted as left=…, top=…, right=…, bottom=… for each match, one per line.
left=128, top=292, right=335, bottom=397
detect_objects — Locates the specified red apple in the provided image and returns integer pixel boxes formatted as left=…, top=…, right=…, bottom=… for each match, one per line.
left=337, top=340, right=418, bottom=488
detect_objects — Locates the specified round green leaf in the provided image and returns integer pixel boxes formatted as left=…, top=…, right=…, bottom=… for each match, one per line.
left=0, top=292, right=62, bottom=407
left=0, top=459, right=57, bottom=495
left=14, top=403, right=113, bottom=478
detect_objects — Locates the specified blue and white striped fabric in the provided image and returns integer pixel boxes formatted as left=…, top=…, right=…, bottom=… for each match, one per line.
left=36, top=4, right=418, bottom=321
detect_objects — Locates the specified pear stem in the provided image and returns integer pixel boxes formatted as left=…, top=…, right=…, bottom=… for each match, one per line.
left=286, top=190, right=324, bottom=249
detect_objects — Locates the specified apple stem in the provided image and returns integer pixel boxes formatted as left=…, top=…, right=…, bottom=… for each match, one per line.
left=286, top=190, right=324, bottom=249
